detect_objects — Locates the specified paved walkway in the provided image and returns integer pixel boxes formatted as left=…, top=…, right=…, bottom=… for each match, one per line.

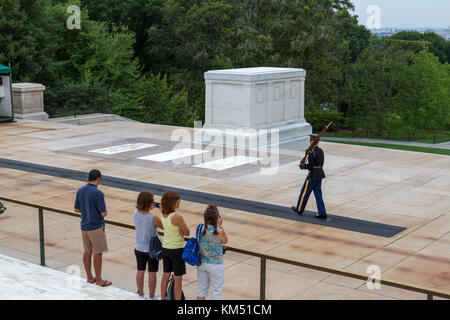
left=321, top=137, right=450, bottom=150
left=0, top=254, right=139, bottom=300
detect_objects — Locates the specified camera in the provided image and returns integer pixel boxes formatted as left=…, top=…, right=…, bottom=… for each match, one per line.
left=153, top=202, right=161, bottom=209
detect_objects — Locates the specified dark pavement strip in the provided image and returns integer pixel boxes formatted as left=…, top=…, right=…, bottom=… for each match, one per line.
left=0, top=157, right=406, bottom=237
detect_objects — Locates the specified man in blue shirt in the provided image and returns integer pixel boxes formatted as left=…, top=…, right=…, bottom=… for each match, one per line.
left=74, top=169, right=112, bottom=287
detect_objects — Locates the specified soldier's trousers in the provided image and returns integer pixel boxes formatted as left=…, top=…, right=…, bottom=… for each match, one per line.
left=295, top=178, right=327, bottom=216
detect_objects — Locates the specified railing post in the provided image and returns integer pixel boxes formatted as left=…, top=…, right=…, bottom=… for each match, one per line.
left=38, top=208, right=46, bottom=267
left=260, top=257, right=266, bottom=300
left=427, top=293, right=433, bottom=300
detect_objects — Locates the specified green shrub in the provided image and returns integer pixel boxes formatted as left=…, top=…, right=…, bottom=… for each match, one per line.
left=113, top=73, right=195, bottom=127
left=44, top=85, right=110, bottom=118
left=305, top=110, right=345, bottom=132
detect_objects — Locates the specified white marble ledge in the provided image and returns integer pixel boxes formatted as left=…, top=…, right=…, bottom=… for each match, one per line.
left=0, top=254, right=139, bottom=300
left=205, top=67, right=306, bottom=81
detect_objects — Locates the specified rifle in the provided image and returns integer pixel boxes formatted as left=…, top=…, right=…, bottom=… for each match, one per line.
left=300, top=121, right=333, bottom=165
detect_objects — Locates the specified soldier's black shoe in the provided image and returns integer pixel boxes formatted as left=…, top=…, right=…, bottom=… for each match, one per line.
left=314, top=214, right=327, bottom=220
left=291, top=206, right=302, bottom=216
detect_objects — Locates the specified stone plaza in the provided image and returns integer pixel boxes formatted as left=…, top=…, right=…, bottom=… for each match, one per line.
left=0, top=67, right=449, bottom=300
left=0, top=118, right=449, bottom=299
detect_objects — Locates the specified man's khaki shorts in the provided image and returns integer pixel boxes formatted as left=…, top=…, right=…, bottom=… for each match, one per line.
left=82, top=226, right=108, bottom=254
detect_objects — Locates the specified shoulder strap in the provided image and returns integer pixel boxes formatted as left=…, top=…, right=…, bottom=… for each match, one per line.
left=196, top=224, right=204, bottom=241
left=165, top=212, right=176, bottom=224
left=150, top=214, right=158, bottom=237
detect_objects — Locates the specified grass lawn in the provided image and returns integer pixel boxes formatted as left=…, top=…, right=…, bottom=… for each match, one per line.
left=323, top=140, right=450, bottom=156
left=322, top=130, right=450, bottom=144
left=308, top=110, right=450, bottom=144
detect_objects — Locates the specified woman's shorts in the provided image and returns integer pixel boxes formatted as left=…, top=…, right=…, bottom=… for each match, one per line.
left=161, top=247, right=186, bottom=276
left=134, top=249, right=159, bottom=272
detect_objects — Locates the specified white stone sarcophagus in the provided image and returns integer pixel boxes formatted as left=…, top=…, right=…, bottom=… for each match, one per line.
left=200, top=67, right=312, bottom=148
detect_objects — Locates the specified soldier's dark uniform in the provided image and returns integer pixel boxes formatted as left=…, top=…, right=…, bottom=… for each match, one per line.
left=292, top=135, right=327, bottom=219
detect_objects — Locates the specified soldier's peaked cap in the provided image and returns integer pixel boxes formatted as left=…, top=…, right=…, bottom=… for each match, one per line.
left=309, top=134, right=320, bottom=139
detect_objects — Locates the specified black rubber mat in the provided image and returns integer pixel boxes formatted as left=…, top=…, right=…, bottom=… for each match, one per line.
left=0, top=157, right=406, bottom=237
left=0, top=117, right=14, bottom=124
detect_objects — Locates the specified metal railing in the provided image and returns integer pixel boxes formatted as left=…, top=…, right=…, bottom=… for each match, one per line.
left=1, top=195, right=449, bottom=301
left=44, top=85, right=110, bottom=118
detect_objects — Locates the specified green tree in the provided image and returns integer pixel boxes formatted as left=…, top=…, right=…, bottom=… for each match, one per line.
left=393, top=51, right=450, bottom=136
left=131, top=73, right=195, bottom=126
left=346, top=39, right=413, bottom=135
left=0, top=0, right=61, bottom=84
left=338, top=24, right=373, bottom=115
left=390, top=31, right=449, bottom=64
left=77, top=0, right=166, bottom=73
left=344, top=24, right=373, bottom=63
left=3, top=0, right=371, bottom=128
left=231, top=0, right=357, bottom=110
left=1, top=0, right=145, bottom=114
left=47, top=2, right=141, bottom=87
left=81, top=0, right=359, bottom=120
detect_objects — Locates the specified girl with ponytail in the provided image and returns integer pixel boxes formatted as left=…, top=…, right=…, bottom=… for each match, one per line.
left=197, top=205, right=228, bottom=300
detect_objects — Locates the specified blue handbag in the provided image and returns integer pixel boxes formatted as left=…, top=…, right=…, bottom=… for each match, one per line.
left=182, top=224, right=203, bottom=266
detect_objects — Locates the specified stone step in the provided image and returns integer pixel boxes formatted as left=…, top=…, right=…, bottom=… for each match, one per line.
left=0, top=254, right=140, bottom=300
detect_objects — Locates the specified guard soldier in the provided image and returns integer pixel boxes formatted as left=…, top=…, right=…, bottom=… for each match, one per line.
left=291, top=134, right=327, bottom=219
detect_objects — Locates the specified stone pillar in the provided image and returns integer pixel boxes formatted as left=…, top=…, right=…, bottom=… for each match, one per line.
left=12, top=83, right=49, bottom=121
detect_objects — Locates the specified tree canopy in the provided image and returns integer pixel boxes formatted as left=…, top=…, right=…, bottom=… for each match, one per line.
left=1, top=0, right=449, bottom=133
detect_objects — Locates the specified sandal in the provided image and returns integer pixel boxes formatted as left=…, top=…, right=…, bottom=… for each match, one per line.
left=97, top=280, right=112, bottom=287
left=87, top=277, right=96, bottom=284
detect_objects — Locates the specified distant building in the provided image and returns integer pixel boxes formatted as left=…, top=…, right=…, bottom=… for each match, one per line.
left=370, top=28, right=397, bottom=38
left=369, top=27, right=450, bottom=41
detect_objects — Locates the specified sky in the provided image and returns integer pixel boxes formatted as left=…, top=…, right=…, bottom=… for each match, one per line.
left=350, top=0, right=450, bottom=29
